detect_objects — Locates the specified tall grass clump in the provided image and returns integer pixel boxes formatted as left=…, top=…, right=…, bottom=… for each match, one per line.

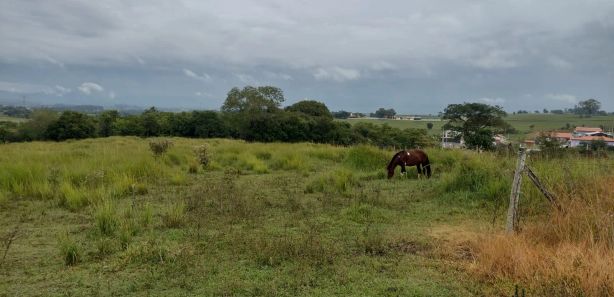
left=305, top=168, right=360, bottom=195
left=270, top=150, right=309, bottom=171
left=470, top=157, right=614, bottom=296
left=58, top=232, right=81, bottom=266
left=0, top=137, right=185, bottom=210
left=344, top=145, right=389, bottom=171
left=58, top=182, right=88, bottom=210
left=162, top=202, right=186, bottom=228
left=438, top=152, right=511, bottom=202
left=94, top=200, right=119, bottom=236
left=237, top=152, right=269, bottom=174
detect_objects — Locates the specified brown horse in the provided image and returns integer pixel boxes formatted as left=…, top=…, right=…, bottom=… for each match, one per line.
left=386, top=149, right=431, bottom=179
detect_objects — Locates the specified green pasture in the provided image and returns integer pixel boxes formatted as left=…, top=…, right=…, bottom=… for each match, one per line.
left=0, top=137, right=612, bottom=296
left=342, top=114, right=614, bottom=138
left=0, top=115, right=28, bottom=123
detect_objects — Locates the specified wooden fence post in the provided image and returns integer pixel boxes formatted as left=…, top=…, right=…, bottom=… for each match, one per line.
left=506, top=148, right=527, bottom=233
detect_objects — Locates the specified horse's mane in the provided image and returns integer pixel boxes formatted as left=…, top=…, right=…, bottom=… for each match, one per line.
left=386, top=150, right=404, bottom=171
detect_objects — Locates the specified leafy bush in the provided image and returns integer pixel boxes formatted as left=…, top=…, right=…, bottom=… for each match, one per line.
left=149, top=139, right=173, bottom=157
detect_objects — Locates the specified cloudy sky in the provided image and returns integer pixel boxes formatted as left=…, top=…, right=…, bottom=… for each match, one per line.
left=1, top=0, right=613, bottom=113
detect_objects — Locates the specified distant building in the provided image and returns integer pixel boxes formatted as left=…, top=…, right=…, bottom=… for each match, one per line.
left=348, top=112, right=365, bottom=118
left=392, top=115, right=422, bottom=120
left=533, top=128, right=614, bottom=148
left=493, top=134, right=509, bottom=146
left=568, top=127, right=614, bottom=148
left=569, top=135, right=614, bottom=148
left=523, top=139, right=537, bottom=149
left=574, top=127, right=603, bottom=136
left=441, top=130, right=464, bottom=149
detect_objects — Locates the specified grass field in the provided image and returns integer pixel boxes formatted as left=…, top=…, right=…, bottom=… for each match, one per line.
left=0, top=115, right=28, bottom=123
left=342, top=114, right=614, bottom=138
left=1, top=137, right=612, bottom=296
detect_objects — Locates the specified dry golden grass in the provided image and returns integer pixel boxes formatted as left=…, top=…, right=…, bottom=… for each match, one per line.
left=470, top=176, right=614, bottom=296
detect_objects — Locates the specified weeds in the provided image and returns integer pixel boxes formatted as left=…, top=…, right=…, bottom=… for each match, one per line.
left=194, top=144, right=211, bottom=169
left=58, top=232, right=81, bottom=266
left=162, top=202, right=186, bottom=228
left=470, top=175, right=614, bottom=296
left=0, top=227, right=19, bottom=269
left=95, top=200, right=118, bottom=236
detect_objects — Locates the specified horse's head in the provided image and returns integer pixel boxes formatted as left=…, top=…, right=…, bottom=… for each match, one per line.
left=386, top=153, right=403, bottom=178
left=387, top=167, right=395, bottom=179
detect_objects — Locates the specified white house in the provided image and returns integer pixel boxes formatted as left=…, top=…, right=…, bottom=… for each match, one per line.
left=441, top=130, right=464, bottom=148
left=569, top=135, right=614, bottom=148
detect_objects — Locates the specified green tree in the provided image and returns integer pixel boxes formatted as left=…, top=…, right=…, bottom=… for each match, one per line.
left=372, top=108, right=396, bottom=118
left=285, top=100, right=332, bottom=118
left=442, top=102, right=508, bottom=150
left=221, top=86, right=284, bottom=113
left=575, top=99, right=601, bottom=116
left=332, top=110, right=351, bottom=119
left=17, top=109, right=58, bottom=141
left=426, top=122, right=434, bottom=130
left=113, top=116, right=144, bottom=136
left=140, top=107, right=161, bottom=137
left=98, top=110, right=119, bottom=137
left=45, top=111, right=96, bottom=141
left=191, top=111, right=227, bottom=138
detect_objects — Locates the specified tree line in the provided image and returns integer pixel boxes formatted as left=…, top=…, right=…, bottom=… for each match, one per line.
left=0, top=86, right=433, bottom=149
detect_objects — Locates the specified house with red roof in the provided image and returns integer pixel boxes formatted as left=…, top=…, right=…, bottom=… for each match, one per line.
left=569, top=135, right=614, bottom=148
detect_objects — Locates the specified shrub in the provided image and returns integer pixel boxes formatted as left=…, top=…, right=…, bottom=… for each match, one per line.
left=149, top=139, right=173, bottom=157
left=194, top=144, right=211, bottom=169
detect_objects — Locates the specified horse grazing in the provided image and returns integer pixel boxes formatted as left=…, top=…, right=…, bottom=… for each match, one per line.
left=386, top=149, right=431, bottom=179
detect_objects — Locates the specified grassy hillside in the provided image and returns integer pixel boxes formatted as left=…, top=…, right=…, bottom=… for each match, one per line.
left=342, top=114, right=614, bottom=138
left=1, top=137, right=612, bottom=296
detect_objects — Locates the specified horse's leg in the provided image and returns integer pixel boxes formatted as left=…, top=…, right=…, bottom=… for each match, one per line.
left=416, top=163, right=422, bottom=179
left=400, top=163, right=407, bottom=178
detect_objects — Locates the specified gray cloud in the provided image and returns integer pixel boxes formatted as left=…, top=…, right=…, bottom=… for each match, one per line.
left=78, top=82, right=104, bottom=95
left=546, top=93, right=578, bottom=104
left=183, top=69, right=211, bottom=82
left=0, top=0, right=613, bottom=112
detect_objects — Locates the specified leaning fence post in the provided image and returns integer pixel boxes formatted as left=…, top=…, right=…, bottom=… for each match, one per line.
left=506, top=148, right=527, bottom=233
left=525, top=166, right=562, bottom=212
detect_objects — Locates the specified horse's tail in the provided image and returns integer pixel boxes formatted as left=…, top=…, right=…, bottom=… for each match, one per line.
left=423, top=155, right=432, bottom=178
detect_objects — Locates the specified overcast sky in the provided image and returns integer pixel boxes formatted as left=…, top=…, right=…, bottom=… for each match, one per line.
left=1, top=0, right=613, bottom=113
